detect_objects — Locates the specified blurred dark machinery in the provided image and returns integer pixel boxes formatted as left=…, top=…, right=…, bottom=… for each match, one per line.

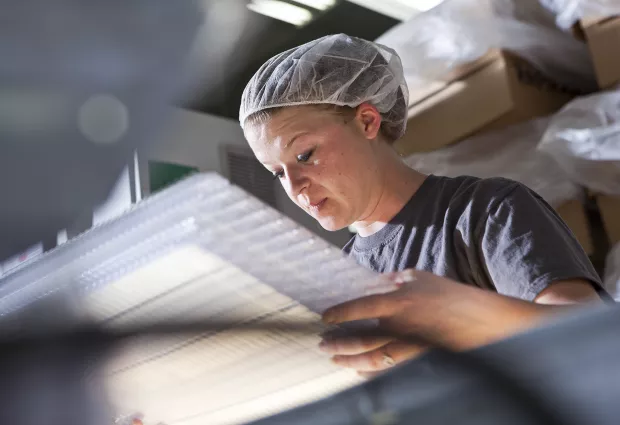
left=246, top=305, right=620, bottom=425
left=2, top=305, right=620, bottom=425
left=0, top=0, right=200, bottom=260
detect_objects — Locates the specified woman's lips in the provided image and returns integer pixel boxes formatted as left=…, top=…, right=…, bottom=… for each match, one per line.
left=308, top=198, right=327, bottom=213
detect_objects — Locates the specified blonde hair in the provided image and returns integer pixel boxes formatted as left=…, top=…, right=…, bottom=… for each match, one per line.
left=244, top=104, right=399, bottom=143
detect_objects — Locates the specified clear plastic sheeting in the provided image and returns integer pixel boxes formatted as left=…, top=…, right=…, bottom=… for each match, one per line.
left=540, top=0, right=620, bottom=29
left=492, top=0, right=562, bottom=30
left=604, top=242, right=620, bottom=301
left=538, top=91, right=620, bottom=195
left=404, top=118, right=581, bottom=207
left=0, top=173, right=380, bottom=425
left=376, top=0, right=598, bottom=98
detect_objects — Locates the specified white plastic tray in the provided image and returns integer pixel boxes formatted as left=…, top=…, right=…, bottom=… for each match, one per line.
left=0, top=173, right=378, bottom=425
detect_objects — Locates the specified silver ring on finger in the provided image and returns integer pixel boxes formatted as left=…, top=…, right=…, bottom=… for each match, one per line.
left=382, top=351, right=396, bottom=367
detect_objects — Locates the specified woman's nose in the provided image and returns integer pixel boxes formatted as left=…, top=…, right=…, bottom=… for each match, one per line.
left=286, top=168, right=309, bottom=196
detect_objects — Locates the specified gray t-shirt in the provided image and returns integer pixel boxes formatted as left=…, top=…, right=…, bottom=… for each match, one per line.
left=344, top=175, right=605, bottom=301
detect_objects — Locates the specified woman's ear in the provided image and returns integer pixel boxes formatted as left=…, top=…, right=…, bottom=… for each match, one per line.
left=354, top=103, right=382, bottom=140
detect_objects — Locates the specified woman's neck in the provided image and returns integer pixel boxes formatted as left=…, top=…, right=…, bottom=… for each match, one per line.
left=353, top=151, right=427, bottom=237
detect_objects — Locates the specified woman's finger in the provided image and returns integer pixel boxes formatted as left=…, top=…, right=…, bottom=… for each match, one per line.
left=322, top=293, right=395, bottom=324
left=362, top=279, right=400, bottom=296
left=392, top=269, right=418, bottom=285
left=362, top=270, right=419, bottom=296
left=330, top=341, right=426, bottom=372
left=357, top=371, right=382, bottom=380
left=319, top=336, right=394, bottom=355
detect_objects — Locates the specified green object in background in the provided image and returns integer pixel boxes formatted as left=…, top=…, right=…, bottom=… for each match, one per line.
left=149, top=161, right=198, bottom=193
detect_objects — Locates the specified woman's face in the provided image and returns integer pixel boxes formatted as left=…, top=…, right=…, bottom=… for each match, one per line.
left=244, top=105, right=383, bottom=231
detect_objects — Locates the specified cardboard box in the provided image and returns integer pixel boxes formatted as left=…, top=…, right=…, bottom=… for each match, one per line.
left=406, top=51, right=500, bottom=108
left=581, top=17, right=620, bottom=89
left=597, top=195, right=620, bottom=246
left=394, top=51, right=575, bottom=156
left=556, top=200, right=594, bottom=256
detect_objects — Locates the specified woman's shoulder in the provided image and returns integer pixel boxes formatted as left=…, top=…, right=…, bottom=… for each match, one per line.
left=432, top=175, right=525, bottom=204
left=425, top=175, right=534, bottom=225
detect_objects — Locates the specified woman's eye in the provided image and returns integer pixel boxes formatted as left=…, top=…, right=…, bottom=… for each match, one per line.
left=297, top=149, right=314, bottom=163
left=272, top=170, right=285, bottom=180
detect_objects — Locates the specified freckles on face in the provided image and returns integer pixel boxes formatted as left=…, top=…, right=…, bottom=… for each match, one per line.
left=244, top=107, right=378, bottom=230
left=303, top=139, right=375, bottom=230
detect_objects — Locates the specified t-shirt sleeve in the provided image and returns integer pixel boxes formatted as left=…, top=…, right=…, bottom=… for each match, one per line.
left=479, top=183, right=605, bottom=301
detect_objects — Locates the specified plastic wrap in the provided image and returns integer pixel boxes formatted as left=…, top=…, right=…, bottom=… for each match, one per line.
left=492, top=0, right=563, bottom=29
left=538, top=91, right=620, bottom=195
left=540, top=0, right=620, bottom=29
left=404, top=118, right=581, bottom=207
left=604, top=242, right=620, bottom=301
left=376, top=0, right=598, bottom=98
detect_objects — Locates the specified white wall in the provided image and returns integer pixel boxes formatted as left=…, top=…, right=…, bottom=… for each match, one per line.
left=142, top=108, right=247, bottom=193
left=141, top=108, right=352, bottom=248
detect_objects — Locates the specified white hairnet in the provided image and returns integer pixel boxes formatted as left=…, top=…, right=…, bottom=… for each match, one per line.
left=239, top=34, right=409, bottom=141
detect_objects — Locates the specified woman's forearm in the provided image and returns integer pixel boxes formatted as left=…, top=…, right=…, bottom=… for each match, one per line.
left=435, top=282, right=602, bottom=350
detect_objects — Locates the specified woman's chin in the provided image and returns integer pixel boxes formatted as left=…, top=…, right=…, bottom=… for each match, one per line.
left=316, top=215, right=350, bottom=232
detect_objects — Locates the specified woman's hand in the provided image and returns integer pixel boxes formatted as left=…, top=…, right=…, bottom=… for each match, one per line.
left=320, top=269, right=548, bottom=374
left=319, top=333, right=427, bottom=377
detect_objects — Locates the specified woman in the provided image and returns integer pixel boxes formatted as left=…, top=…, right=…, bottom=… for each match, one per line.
left=239, top=34, right=608, bottom=375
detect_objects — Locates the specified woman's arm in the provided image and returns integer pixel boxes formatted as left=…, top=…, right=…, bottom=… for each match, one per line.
left=478, top=183, right=608, bottom=302
left=320, top=271, right=606, bottom=374
left=321, top=184, right=610, bottom=374
left=535, top=279, right=604, bottom=305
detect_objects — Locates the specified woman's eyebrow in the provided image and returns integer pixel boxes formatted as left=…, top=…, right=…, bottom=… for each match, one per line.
left=284, top=132, right=310, bottom=150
